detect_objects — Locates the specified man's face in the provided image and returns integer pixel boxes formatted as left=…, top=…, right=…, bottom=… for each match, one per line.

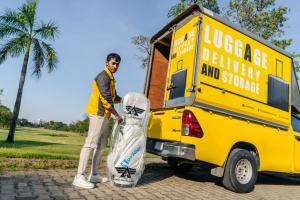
left=106, top=58, right=120, bottom=73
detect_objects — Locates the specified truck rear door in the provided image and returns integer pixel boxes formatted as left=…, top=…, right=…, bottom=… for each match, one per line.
left=147, top=13, right=201, bottom=143
left=165, top=14, right=200, bottom=107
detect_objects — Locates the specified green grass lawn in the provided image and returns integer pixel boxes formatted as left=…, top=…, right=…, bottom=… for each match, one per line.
left=0, top=127, right=107, bottom=160
left=0, top=127, right=158, bottom=161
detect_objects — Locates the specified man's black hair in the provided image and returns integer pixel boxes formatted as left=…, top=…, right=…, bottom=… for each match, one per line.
left=106, top=53, right=121, bottom=63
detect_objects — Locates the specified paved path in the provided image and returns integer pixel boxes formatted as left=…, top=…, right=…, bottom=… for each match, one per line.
left=1, top=158, right=300, bottom=200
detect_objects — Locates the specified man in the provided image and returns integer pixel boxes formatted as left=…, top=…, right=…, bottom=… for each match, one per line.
left=73, top=53, right=123, bottom=189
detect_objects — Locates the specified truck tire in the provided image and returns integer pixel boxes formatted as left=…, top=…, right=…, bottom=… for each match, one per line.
left=167, top=158, right=193, bottom=173
left=222, top=148, right=258, bottom=193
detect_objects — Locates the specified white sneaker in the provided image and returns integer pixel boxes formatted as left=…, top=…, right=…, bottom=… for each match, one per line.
left=88, top=174, right=108, bottom=183
left=73, top=174, right=95, bottom=189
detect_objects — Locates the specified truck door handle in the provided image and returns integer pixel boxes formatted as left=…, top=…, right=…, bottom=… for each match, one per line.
left=167, top=83, right=176, bottom=90
left=294, top=135, right=300, bottom=142
left=186, top=85, right=196, bottom=92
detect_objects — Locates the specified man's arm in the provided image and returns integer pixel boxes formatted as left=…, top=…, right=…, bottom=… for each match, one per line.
left=96, top=73, right=113, bottom=109
left=96, top=73, right=123, bottom=123
left=114, top=90, right=122, bottom=103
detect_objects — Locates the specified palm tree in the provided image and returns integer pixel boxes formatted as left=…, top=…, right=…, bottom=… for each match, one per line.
left=0, top=89, right=3, bottom=104
left=0, top=0, right=59, bottom=143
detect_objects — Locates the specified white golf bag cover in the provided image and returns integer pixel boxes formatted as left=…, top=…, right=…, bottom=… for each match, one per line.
left=107, top=92, right=150, bottom=187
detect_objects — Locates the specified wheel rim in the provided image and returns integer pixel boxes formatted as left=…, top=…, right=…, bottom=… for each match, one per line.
left=235, top=159, right=252, bottom=184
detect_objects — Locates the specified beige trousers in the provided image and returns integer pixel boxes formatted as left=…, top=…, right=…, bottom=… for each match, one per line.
left=77, top=114, right=109, bottom=176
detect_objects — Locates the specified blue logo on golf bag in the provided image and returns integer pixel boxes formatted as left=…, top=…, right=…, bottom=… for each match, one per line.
left=120, top=146, right=141, bottom=168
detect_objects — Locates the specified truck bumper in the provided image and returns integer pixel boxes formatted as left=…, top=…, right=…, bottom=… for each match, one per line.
left=146, top=139, right=196, bottom=161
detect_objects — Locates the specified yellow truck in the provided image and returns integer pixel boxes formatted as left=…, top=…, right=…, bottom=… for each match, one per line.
left=144, top=4, right=300, bottom=193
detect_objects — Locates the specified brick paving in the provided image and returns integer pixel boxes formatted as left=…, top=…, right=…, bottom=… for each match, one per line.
left=1, top=158, right=300, bottom=200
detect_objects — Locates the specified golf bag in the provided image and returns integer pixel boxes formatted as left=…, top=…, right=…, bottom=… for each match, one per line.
left=107, top=92, right=150, bottom=187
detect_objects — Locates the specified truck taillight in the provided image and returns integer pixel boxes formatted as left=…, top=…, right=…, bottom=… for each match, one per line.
left=182, top=110, right=203, bottom=138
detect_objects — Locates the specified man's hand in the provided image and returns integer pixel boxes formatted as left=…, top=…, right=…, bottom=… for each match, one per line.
left=116, top=114, right=123, bottom=124
left=111, top=108, right=123, bottom=124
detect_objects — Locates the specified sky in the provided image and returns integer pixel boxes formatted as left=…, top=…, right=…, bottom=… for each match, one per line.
left=0, top=0, right=299, bottom=124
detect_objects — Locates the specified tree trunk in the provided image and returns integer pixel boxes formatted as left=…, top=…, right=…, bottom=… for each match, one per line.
left=6, top=47, right=30, bottom=143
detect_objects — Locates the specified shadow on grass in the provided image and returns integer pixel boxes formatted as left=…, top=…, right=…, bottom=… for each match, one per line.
left=0, top=140, right=63, bottom=148
left=38, top=133, right=69, bottom=137
left=15, top=127, right=49, bottom=133
left=1, top=128, right=70, bottom=137
left=1, top=128, right=54, bottom=135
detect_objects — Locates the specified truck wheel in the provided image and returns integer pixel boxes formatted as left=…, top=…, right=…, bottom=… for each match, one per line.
left=222, top=148, right=258, bottom=193
left=167, top=158, right=193, bottom=173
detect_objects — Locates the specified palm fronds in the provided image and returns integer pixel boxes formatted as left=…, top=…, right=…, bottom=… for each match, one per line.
left=34, top=21, right=59, bottom=40
left=41, top=41, right=58, bottom=73
left=0, top=34, right=27, bottom=64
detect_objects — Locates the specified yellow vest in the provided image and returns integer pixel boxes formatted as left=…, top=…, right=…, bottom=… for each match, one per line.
left=86, top=67, right=116, bottom=118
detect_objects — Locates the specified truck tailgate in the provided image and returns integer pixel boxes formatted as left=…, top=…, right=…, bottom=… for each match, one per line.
left=147, top=108, right=184, bottom=142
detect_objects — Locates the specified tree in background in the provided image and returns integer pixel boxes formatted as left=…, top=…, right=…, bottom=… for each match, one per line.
left=43, top=120, right=69, bottom=131
left=291, top=53, right=300, bottom=72
left=0, top=105, right=12, bottom=128
left=226, top=0, right=291, bottom=50
left=17, top=118, right=34, bottom=127
left=167, top=0, right=220, bottom=18
left=295, top=61, right=300, bottom=72
left=0, top=89, right=3, bottom=105
left=131, top=35, right=151, bottom=69
left=68, top=116, right=115, bottom=136
left=0, top=89, right=12, bottom=128
left=0, top=0, right=59, bottom=143
left=69, top=118, right=89, bottom=134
